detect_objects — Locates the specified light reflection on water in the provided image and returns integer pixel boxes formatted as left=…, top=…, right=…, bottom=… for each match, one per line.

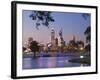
left=23, top=56, right=89, bottom=69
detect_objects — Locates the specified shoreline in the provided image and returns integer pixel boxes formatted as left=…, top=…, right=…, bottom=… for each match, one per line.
left=69, top=57, right=90, bottom=65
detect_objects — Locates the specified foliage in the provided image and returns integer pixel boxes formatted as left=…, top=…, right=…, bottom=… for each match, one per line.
left=76, top=40, right=84, bottom=47
left=84, top=26, right=91, bottom=43
left=84, top=26, right=91, bottom=35
left=28, top=37, right=40, bottom=57
left=82, top=13, right=90, bottom=20
left=30, top=11, right=55, bottom=29
left=69, top=56, right=90, bottom=65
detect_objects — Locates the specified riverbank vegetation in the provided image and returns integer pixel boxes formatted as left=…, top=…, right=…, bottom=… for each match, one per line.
left=69, top=56, right=90, bottom=65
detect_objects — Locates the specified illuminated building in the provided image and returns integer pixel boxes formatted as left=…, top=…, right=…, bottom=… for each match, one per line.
left=51, top=28, right=55, bottom=47
left=72, top=35, right=75, bottom=42
left=58, top=29, right=65, bottom=47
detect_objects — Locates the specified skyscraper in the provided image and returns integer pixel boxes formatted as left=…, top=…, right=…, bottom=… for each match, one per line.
left=51, top=28, right=55, bottom=46
left=58, top=28, right=64, bottom=47
left=72, top=35, right=76, bottom=42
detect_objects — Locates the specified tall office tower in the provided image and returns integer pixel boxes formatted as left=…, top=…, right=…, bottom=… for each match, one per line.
left=58, top=28, right=64, bottom=47
left=51, top=28, right=55, bottom=46
left=72, top=35, right=76, bottom=42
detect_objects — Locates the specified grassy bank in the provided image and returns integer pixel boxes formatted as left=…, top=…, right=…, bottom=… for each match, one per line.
left=69, top=56, right=91, bottom=65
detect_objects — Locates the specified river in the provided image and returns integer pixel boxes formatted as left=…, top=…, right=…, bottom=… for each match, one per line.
left=23, top=52, right=90, bottom=69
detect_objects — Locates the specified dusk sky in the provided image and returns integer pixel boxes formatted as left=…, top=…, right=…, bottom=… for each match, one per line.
left=22, top=10, right=91, bottom=46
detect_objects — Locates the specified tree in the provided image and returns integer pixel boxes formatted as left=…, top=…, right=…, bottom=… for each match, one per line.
left=29, top=11, right=55, bottom=29
left=76, top=40, right=84, bottom=49
left=81, top=13, right=90, bottom=43
left=23, top=47, right=26, bottom=52
left=84, top=26, right=91, bottom=43
left=82, top=13, right=90, bottom=20
left=30, top=41, right=39, bottom=53
left=28, top=37, right=40, bottom=57
left=84, top=26, right=91, bottom=52
left=82, top=13, right=91, bottom=52
left=68, top=40, right=78, bottom=51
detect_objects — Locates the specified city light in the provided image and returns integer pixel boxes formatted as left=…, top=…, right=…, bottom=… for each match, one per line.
left=80, top=47, right=84, bottom=51
left=80, top=55, right=84, bottom=59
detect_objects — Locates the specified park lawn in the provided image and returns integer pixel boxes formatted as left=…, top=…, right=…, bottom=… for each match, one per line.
left=69, top=56, right=91, bottom=65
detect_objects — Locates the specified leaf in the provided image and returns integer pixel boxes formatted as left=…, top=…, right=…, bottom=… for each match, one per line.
left=29, top=11, right=55, bottom=29
left=32, top=16, right=36, bottom=20
left=29, top=14, right=33, bottom=18
left=38, top=16, right=44, bottom=20
left=82, top=13, right=90, bottom=20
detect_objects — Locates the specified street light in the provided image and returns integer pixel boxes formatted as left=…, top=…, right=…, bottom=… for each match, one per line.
left=80, top=55, right=84, bottom=59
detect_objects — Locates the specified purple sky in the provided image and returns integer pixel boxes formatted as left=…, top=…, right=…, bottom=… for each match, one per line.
left=22, top=10, right=91, bottom=46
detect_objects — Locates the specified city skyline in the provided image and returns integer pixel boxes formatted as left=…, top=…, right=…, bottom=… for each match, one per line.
left=22, top=10, right=91, bottom=46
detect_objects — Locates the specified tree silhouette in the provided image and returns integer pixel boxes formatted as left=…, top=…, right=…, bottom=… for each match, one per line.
left=30, top=41, right=39, bottom=57
left=76, top=40, right=84, bottom=48
left=84, top=26, right=91, bottom=43
left=68, top=40, right=78, bottom=50
left=82, top=13, right=91, bottom=52
left=84, top=26, right=91, bottom=51
left=28, top=37, right=39, bottom=57
left=29, top=11, right=55, bottom=29
left=82, top=13, right=90, bottom=20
